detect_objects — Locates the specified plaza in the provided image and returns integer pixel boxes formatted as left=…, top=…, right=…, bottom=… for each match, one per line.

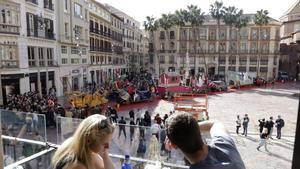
left=46, top=82, right=298, bottom=168
left=1, top=0, right=300, bottom=168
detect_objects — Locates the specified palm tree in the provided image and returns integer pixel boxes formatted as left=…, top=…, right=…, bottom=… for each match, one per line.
left=234, top=10, right=249, bottom=70
left=157, top=13, right=174, bottom=75
left=209, top=1, right=225, bottom=76
left=173, top=9, right=188, bottom=75
left=254, top=9, right=269, bottom=77
left=222, top=6, right=238, bottom=75
left=144, top=16, right=159, bottom=77
left=186, top=5, right=205, bottom=77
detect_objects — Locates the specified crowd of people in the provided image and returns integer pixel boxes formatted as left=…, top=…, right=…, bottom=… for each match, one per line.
left=236, top=114, right=285, bottom=151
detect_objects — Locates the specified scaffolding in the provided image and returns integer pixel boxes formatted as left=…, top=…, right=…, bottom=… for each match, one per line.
left=173, top=93, right=209, bottom=121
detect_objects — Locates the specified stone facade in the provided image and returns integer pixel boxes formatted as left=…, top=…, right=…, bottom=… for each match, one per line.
left=280, top=0, right=300, bottom=80
left=151, top=15, right=281, bottom=81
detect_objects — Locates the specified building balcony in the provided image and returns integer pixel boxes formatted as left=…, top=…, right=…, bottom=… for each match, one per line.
left=123, top=35, right=134, bottom=40
left=26, top=0, right=38, bottom=5
left=27, top=29, right=55, bottom=40
left=0, top=24, right=20, bottom=35
left=90, top=28, right=111, bottom=38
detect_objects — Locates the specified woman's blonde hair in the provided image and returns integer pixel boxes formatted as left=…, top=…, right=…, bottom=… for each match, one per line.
left=52, top=114, right=115, bottom=169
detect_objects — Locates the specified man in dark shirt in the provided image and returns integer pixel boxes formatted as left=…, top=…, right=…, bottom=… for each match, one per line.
left=144, top=111, right=151, bottom=126
left=129, top=118, right=135, bottom=141
left=129, top=110, right=135, bottom=120
left=165, top=112, right=245, bottom=169
left=258, top=118, right=266, bottom=134
left=110, top=107, right=118, bottom=123
left=275, top=115, right=285, bottom=139
left=265, top=117, right=274, bottom=139
left=242, top=114, right=249, bottom=136
left=118, top=116, right=127, bottom=139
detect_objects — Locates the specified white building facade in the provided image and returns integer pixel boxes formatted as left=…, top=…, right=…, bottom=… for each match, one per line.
left=152, top=15, right=281, bottom=81
left=55, top=0, right=90, bottom=96
left=0, top=0, right=58, bottom=104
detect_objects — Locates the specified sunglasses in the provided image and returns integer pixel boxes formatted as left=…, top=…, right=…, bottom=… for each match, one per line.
left=98, top=118, right=112, bottom=129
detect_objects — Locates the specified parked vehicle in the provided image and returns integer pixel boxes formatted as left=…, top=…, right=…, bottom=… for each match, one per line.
left=278, top=71, right=289, bottom=81
left=210, top=81, right=227, bottom=91
left=115, top=89, right=154, bottom=104
left=226, top=71, right=256, bottom=87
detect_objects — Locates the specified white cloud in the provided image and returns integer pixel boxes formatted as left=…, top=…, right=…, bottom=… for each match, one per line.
left=98, top=0, right=296, bottom=26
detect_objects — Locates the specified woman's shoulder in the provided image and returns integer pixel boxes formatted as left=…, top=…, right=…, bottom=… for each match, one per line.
left=64, top=163, right=87, bottom=169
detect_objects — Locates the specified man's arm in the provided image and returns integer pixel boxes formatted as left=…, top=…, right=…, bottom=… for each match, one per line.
left=198, top=120, right=228, bottom=137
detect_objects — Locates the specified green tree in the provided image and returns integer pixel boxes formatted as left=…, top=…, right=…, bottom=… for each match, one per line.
left=210, top=1, right=225, bottom=76
left=143, top=16, right=159, bottom=76
left=157, top=13, right=174, bottom=74
left=186, top=5, right=205, bottom=77
left=254, top=9, right=269, bottom=77
left=222, top=6, right=238, bottom=73
left=234, top=10, right=249, bottom=68
left=173, top=9, right=188, bottom=74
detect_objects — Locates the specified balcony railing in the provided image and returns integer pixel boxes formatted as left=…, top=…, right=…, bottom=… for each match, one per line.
left=90, top=46, right=112, bottom=53
left=26, top=0, right=38, bottom=5
left=0, top=24, right=20, bottom=35
left=90, top=28, right=111, bottom=38
left=27, top=29, right=55, bottom=40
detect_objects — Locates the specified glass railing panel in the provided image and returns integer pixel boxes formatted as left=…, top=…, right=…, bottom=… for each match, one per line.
left=0, top=109, right=47, bottom=141
left=2, top=137, right=49, bottom=167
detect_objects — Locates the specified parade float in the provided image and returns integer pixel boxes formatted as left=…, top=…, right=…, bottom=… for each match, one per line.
left=173, top=93, right=209, bottom=121
left=157, top=72, right=192, bottom=97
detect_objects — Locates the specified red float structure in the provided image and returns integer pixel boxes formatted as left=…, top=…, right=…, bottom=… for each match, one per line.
left=173, top=93, right=209, bottom=121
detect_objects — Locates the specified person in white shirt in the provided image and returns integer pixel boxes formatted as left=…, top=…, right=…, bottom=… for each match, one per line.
left=151, top=120, right=161, bottom=140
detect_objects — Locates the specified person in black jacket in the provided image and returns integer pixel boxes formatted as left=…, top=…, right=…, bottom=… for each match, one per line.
left=144, top=111, right=151, bottom=126
left=129, top=118, right=135, bottom=141
left=242, top=114, right=249, bottom=136
left=275, top=115, right=285, bottom=139
left=118, top=116, right=127, bottom=139
left=265, top=117, right=274, bottom=139
left=258, top=118, right=266, bottom=134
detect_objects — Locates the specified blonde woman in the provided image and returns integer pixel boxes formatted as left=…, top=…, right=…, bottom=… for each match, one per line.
left=52, top=114, right=115, bottom=169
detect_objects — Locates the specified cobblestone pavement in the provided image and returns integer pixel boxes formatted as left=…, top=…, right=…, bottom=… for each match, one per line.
left=48, top=82, right=299, bottom=169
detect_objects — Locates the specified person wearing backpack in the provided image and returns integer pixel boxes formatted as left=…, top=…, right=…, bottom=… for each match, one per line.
left=275, top=115, right=285, bottom=139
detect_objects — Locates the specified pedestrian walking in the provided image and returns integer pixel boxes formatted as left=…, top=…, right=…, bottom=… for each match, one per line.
left=275, top=115, right=285, bottom=139
left=136, top=138, right=146, bottom=158
left=151, top=120, right=160, bottom=140
left=160, top=124, right=167, bottom=155
left=137, top=118, right=145, bottom=139
left=236, top=115, right=241, bottom=134
left=118, top=116, right=127, bottom=139
left=129, top=118, right=135, bottom=142
left=242, top=114, right=249, bottom=136
left=109, top=106, right=118, bottom=123
left=258, top=118, right=266, bottom=134
left=129, top=110, right=135, bottom=120
left=265, top=117, right=274, bottom=139
left=144, top=111, right=151, bottom=126
left=257, top=128, right=269, bottom=151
